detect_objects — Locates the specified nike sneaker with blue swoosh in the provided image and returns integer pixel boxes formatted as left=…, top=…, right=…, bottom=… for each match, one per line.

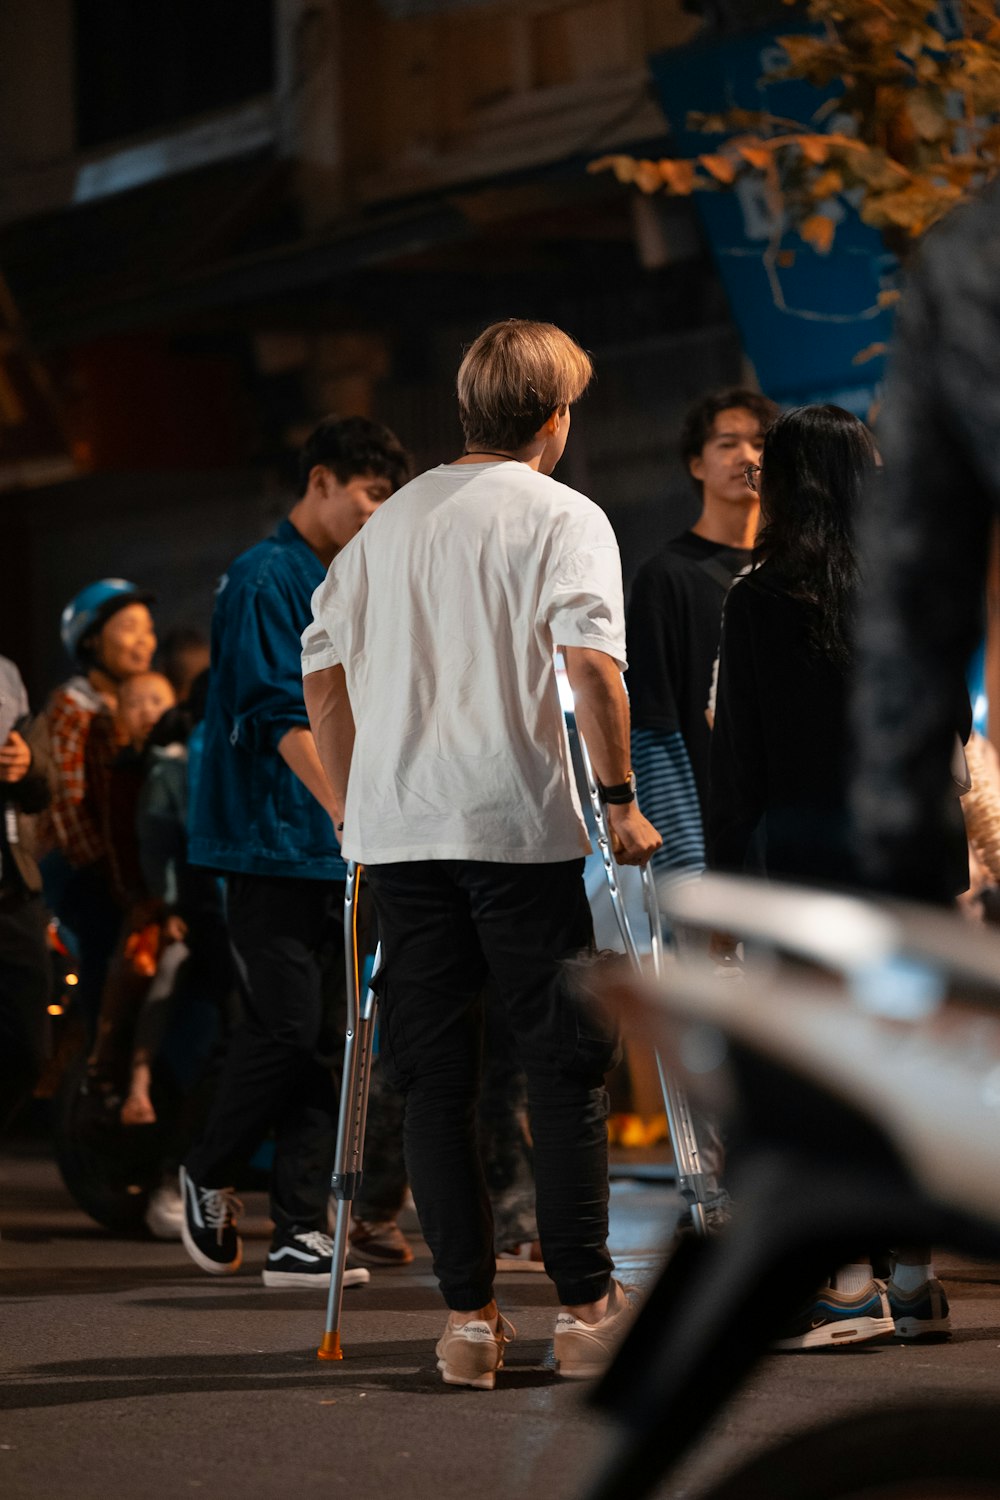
left=773, top=1280, right=894, bottom=1351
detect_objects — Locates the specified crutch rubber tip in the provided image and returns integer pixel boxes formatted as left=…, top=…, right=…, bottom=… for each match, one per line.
left=317, top=1332, right=343, bottom=1361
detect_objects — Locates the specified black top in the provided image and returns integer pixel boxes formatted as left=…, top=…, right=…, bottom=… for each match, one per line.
left=626, top=531, right=752, bottom=809
left=708, top=560, right=969, bottom=894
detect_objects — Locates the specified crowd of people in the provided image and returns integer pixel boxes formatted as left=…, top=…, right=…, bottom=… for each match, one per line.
left=0, top=303, right=984, bottom=1386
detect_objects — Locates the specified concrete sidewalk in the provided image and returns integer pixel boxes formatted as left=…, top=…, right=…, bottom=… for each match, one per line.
left=2, top=1147, right=1000, bottom=1500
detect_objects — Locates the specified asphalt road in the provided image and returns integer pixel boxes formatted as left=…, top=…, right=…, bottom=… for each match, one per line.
left=2, top=1144, right=1000, bottom=1500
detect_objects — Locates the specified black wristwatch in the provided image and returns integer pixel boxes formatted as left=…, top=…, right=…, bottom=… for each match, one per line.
left=597, top=771, right=636, bottom=806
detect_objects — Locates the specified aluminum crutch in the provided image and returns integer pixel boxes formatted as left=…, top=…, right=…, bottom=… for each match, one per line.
left=571, top=728, right=711, bottom=1237
left=318, top=860, right=380, bottom=1360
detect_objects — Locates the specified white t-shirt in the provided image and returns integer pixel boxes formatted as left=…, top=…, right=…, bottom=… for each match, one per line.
left=301, top=461, right=627, bottom=864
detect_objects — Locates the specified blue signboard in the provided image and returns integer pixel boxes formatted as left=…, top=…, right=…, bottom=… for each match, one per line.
left=649, top=28, right=898, bottom=412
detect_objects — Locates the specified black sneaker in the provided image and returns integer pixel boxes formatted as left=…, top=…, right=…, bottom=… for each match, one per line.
left=178, top=1166, right=243, bottom=1275
left=262, top=1229, right=372, bottom=1289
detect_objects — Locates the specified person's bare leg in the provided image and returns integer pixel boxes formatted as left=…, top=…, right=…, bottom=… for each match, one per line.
left=121, top=1057, right=157, bottom=1125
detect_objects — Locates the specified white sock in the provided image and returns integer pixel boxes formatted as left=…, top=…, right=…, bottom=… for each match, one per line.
left=833, top=1262, right=874, bottom=1295
left=891, top=1262, right=933, bottom=1293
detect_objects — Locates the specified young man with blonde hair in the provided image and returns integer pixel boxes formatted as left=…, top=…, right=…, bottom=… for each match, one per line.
left=303, top=318, right=660, bottom=1389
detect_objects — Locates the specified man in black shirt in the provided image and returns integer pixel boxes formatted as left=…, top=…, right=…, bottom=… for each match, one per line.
left=627, top=388, right=777, bottom=877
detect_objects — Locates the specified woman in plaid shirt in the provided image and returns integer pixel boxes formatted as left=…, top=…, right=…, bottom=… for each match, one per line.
left=39, top=580, right=156, bottom=1034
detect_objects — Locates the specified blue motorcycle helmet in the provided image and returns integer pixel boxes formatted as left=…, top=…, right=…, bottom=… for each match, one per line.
left=60, top=578, right=155, bottom=667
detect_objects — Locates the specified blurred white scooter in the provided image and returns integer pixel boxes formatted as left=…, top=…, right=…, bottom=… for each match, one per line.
left=586, top=874, right=1000, bottom=1500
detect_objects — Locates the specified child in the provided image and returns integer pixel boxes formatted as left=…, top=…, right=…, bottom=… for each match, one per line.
left=118, top=672, right=177, bottom=750
left=86, top=673, right=177, bottom=1102
left=121, top=671, right=235, bottom=1132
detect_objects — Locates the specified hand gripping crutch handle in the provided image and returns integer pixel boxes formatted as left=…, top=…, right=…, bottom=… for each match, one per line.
left=318, top=861, right=380, bottom=1360
left=570, top=723, right=710, bottom=1236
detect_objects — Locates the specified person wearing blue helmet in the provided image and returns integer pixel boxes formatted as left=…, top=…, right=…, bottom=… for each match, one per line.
left=38, top=579, right=156, bottom=1032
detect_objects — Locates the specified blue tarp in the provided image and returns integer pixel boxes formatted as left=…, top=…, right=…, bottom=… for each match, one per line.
left=649, top=26, right=897, bottom=411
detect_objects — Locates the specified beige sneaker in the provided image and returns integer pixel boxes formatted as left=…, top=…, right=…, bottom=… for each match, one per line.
left=350, top=1217, right=414, bottom=1266
left=435, top=1312, right=515, bottom=1390
left=554, top=1279, right=637, bottom=1380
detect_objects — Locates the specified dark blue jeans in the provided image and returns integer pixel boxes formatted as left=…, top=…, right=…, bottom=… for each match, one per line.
left=366, top=858, right=616, bottom=1311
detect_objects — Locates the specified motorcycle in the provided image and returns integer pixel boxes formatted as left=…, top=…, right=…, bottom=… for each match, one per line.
left=586, top=874, right=1000, bottom=1500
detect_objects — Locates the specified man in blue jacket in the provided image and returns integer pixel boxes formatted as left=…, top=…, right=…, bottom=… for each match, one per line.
left=179, top=416, right=410, bottom=1285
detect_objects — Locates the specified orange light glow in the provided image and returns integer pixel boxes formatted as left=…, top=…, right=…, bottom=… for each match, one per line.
left=65, top=973, right=79, bottom=986
left=47, top=1004, right=65, bottom=1017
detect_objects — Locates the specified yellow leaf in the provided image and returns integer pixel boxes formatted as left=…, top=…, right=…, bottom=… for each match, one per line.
left=899, top=30, right=928, bottom=62
left=699, top=153, right=737, bottom=184
left=858, top=183, right=961, bottom=238
left=821, top=133, right=867, bottom=154
left=687, top=111, right=730, bottom=135
left=906, top=91, right=949, bottom=141
left=737, top=143, right=772, bottom=170
left=798, top=135, right=831, bottom=164
left=779, top=36, right=832, bottom=69
left=800, top=213, right=836, bottom=254
left=850, top=150, right=907, bottom=190
left=853, top=342, right=888, bottom=365
left=811, top=168, right=844, bottom=198
left=657, top=158, right=697, bottom=194
left=588, top=155, right=637, bottom=184
left=636, top=159, right=667, bottom=193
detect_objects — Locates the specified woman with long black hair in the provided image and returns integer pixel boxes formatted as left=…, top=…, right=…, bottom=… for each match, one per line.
left=708, top=404, right=878, bottom=885
left=708, top=404, right=960, bottom=1350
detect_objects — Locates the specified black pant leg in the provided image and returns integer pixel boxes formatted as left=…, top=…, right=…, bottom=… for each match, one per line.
left=365, top=862, right=495, bottom=1310
left=0, top=894, right=50, bottom=1134
left=59, top=863, right=122, bottom=1040
left=367, top=858, right=614, bottom=1310
left=184, top=873, right=341, bottom=1232
left=462, top=859, right=615, bottom=1307
left=479, top=986, right=537, bottom=1251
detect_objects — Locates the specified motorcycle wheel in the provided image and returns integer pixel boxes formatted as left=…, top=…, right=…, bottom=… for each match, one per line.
left=51, top=1047, right=162, bottom=1233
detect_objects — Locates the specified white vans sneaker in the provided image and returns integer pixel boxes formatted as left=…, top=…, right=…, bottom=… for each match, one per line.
left=262, top=1229, right=371, bottom=1288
